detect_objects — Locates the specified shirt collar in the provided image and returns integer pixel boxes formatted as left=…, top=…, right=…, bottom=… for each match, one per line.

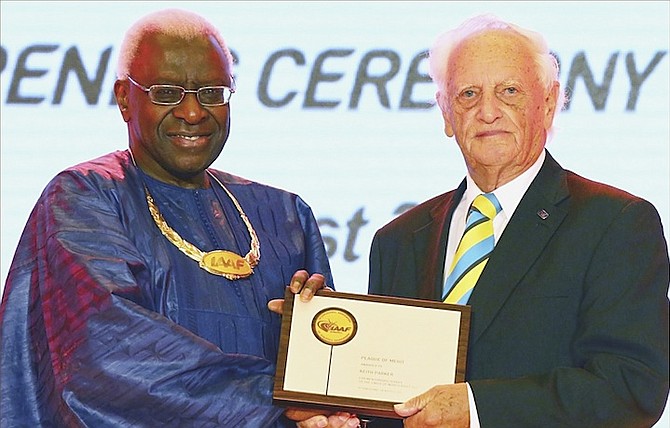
left=464, top=149, right=546, bottom=218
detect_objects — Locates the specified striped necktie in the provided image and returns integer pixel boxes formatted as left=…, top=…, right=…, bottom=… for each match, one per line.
left=443, top=193, right=502, bottom=305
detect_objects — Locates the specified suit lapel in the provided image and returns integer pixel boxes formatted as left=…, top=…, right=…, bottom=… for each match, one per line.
left=412, top=181, right=466, bottom=300
left=468, top=152, right=571, bottom=345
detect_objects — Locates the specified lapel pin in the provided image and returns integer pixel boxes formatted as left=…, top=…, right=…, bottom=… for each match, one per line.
left=537, top=209, right=549, bottom=220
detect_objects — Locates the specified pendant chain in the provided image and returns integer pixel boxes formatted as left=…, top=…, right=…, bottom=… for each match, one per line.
left=130, top=150, right=260, bottom=279
left=206, top=171, right=261, bottom=267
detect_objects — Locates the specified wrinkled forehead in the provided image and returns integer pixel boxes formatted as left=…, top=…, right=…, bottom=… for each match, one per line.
left=448, top=30, right=537, bottom=88
left=452, top=29, right=533, bottom=67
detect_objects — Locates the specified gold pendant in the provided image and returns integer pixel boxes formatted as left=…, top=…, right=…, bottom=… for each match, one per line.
left=200, top=250, right=253, bottom=280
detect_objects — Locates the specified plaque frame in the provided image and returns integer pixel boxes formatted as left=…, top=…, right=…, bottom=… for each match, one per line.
left=273, top=289, right=471, bottom=419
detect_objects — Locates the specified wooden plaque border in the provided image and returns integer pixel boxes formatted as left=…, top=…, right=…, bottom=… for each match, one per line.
left=273, top=289, right=471, bottom=419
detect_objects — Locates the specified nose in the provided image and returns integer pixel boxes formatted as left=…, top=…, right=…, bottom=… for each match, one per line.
left=172, top=92, right=208, bottom=124
left=476, top=90, right=503, bottom=123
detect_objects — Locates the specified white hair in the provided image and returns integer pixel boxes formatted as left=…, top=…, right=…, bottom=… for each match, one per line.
left=429, top=14, right=567, bottom=112
left=116, top=9, right=233, bottom=79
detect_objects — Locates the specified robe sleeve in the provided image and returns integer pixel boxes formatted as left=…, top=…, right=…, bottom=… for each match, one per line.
left=294, top=195, right=335, bottom=289
left=0, top=169, right=284, bottom=427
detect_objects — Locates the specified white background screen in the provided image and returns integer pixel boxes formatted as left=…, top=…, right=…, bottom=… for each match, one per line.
left=2, top=1, right=668, bottom=424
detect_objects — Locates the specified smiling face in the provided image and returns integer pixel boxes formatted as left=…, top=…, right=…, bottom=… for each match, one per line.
left=114, top=32, right=233, bottom=187
left=441, top=29, right=558, bottom=190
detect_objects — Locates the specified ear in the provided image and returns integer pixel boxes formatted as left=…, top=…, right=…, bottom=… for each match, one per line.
left=114, top=79, right=131, bottom=123
left=436, top=91, right=455, bottom=138
left=443, top=110, right=455, bottom=138
left=543, top=81, right=560, bottom=130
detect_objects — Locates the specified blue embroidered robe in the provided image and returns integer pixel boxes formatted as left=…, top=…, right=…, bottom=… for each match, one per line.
left=0, top=150, right=333, bottom=427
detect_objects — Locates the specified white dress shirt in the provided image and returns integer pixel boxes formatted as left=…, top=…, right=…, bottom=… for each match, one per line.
left=444, top=150, right=546, bottom=427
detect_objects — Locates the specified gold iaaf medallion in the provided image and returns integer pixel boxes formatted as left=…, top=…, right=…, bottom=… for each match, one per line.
left=200, top=250, right=253, bottom=278
left=312, top=308, right=358, bottom=346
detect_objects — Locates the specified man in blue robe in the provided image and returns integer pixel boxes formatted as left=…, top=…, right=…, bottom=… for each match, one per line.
left=0, top=9, right=358, bottom=428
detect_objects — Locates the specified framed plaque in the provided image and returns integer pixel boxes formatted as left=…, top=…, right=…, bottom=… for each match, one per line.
left=273, top=289, right=471, bottom=419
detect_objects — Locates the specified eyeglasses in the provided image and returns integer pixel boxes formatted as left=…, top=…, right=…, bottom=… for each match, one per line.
left=126, top=75, right=235, bottom=107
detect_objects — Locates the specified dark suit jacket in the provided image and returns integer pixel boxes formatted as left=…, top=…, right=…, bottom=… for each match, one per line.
left=367, top=152, right=669, bottom=427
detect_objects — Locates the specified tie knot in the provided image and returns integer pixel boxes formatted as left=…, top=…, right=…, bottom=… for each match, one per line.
left=471, top=193, right=502, bottom=219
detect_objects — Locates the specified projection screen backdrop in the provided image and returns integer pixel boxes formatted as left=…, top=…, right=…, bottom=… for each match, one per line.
left=1, top=1, right=668, bottom=424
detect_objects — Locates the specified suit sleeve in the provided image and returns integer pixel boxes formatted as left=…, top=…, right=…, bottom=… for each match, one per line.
left=368, top=231, right=384, bottom=295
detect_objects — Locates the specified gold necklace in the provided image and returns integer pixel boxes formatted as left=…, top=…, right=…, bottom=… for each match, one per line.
left=133, top=154, right=260, bottom=280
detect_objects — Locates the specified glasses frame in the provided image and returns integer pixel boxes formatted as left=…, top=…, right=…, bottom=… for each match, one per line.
left=126, top=75, right=235, bottom=107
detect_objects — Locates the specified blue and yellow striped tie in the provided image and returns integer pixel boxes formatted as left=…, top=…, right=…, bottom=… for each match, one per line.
left=444, top=193, right=502, bottom=305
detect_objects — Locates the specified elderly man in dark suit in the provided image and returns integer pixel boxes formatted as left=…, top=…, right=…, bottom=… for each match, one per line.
left=367, top=14, right=669, bottom=428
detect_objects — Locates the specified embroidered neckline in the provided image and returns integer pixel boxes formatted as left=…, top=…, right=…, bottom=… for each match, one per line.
left=130, top=150, right=260, bottom=279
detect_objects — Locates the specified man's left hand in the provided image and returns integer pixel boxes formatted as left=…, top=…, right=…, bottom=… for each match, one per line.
left=394, top=383, right=470, bottom=427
